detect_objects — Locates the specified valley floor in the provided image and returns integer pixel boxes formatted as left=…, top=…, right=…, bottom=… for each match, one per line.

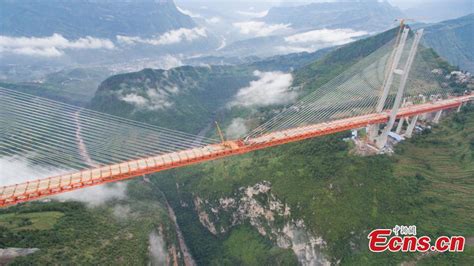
left=1, top=106, right=473, bottom=265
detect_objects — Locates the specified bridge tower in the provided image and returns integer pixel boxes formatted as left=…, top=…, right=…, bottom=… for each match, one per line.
left=367, top=27, right=410, bottom=142
left=368, top=27, right=424, bottom=149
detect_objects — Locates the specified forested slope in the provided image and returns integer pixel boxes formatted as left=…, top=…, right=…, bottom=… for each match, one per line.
left=2, top=26, right=473, bottom=264
left=152, top=106, right=474, bottom=265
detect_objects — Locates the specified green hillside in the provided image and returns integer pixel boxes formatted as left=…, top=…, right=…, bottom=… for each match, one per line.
left=87, top=26, right=472, bottom=264
left=90, top=66, right=257, bottom=133
left=90, top=27, right=400, bottom=135
left=293, top=27, right=398, bottom=95
left=3, top=26, right=473, bottom=265
left=89, top=44, right=334, bottom=134
left=151, top=105, right=474, bottom=265
left=0, top=181, right=183, bottom=265
left=3, top=106, right=472, bottom=265
left=422, top=14, right=474, bottom=72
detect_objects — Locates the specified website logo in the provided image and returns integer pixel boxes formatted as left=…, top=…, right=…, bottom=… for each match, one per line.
left=368, top=225, right=465, bottom=252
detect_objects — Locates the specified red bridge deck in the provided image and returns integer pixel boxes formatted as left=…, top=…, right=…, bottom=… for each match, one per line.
left=1, top=95, right=472, bottom=207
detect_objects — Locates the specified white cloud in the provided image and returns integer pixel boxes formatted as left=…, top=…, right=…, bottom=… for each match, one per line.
left=0, top=156, right=68, bottom=186
left=112, top=204, right=133, bottom=220
left=157, top=55, right=184, bottom=70
left=119, top=87, right=175, bottom=111
left=56, top=182, right=127, bottom=207
left=233, top=21, right=291, bottom=37
left=149, top=230, right=168, bottom=265
left=217, top=37, right=227, bottom=51
left=207, top=17, right=221, bottom=24
left=236, top=10, right=269, bottom=18
left=146, top=89, right=174, bottom=109
left=0, top=34, right=114, bottom=57
left=285, top=28, right=368, bottom=45
left=116, top=36, right=141, bottom=45
left=121, top=93, right=149, bottom=107
left=110, top=55, right=183, bottom=73
left=2, top=47, right=63, bottom=57
left=176, top=6, right=202, bottom=18
left=230, top=70, right=296, bottom=107
left=0, top=156, right=127, bottom=207
left=276, top=45, right=314, bottom=53
left=117, top=27, right=207, bottom=46
left=226, top=118, right=249, bottom=138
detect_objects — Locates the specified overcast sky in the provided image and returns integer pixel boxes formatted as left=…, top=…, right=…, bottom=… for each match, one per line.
left=177, top=0, right=473, bottom=22
left=180, top=0, right=471, bottom=10
left=388, top=0, right=472, bottom=9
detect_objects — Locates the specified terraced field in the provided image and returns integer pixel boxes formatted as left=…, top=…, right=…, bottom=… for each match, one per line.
left=394, top=107, right=474, bottom=237
left=0, top=211, right=64, bottom=231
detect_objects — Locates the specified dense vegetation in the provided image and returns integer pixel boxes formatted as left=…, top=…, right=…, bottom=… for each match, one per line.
left=89, top=43, right=338, bottom=134
left=247, top=47, right=334, bottom=72
left=294, top=27, right=398, bottom=95
left=422, top=14, right=474, bottom=73
left=0, top=181, right=179, bottom=264
left=2, top=25, right=473, bottom=265
left=3, top=104, right=472, bottom=265
left=151, top=170, right=299, bottom=265
left=90, top=66, right=257, bottom=133
left=152, top=106, right=474, bottom=265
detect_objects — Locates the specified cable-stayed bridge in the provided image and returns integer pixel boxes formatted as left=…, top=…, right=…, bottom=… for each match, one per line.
left=1, top=27, right=473, bottom=207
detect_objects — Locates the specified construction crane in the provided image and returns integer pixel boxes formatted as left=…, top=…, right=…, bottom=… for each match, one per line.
left=383, top=18, right=417, bottom=80
left=394, top=18, right=415, bottom=44
left=395, top=18, right=415, bottom=28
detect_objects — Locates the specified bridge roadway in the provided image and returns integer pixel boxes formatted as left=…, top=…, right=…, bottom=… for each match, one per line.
left=1, top=95, right=472, bottom=207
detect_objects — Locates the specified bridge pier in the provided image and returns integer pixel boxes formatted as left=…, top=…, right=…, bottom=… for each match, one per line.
left=395, top=99, right=410, bottom=134
left=375, top=133, right=388, bottom=149
left=1, top=95, right=472, bottom=207
left=404, top=115, right=419, bottom=138
left=433, top=110, right=443, bottom=124
left=420, top=96, right=428, bottom=121
left=395, top=117, right=405, bottom=134
left=367, top=125, right=379, bottom=142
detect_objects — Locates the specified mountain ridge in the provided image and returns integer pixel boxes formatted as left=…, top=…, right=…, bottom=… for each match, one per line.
left=0, top=0, right=194, bottom=39
left=262, top=0, right=403, bottom=32
left=421, top=13, right=474, bottom=72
